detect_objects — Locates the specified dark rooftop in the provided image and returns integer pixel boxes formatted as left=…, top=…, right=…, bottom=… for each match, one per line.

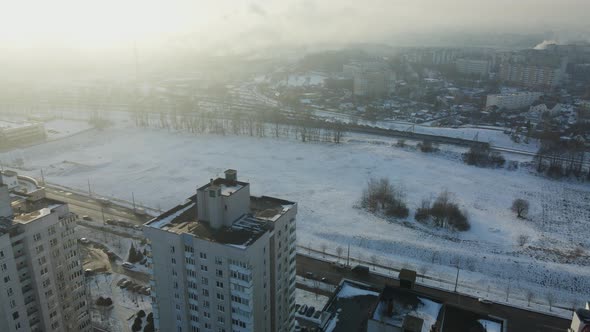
left=320, top=280, right=380, bottom=332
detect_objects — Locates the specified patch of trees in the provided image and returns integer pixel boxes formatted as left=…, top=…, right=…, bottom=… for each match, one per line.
left=417, top=140, right=438, bottom=153
left=359, top=178, right=409, bottom=218
left=462, top=143, right=505, bottom=168
left=534, top=132, right=588, bottom=180
left=128, top=244, right=144, bottom=264
left=415, top=191, right=470, bottom=231
left=511, top=199, right=529, bottom=219
left=95, top=297, right=113, bottom=307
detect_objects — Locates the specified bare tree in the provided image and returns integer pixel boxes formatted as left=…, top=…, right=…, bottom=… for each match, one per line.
left=511, top=199, right=530, bottom=219
left=517, top=234, right=530, bottom=247
left=370, top=255, right=378, bottom=270
left=336, top=246, right=343, bottom=262
left=546, top=292, right=555, bottom=312
left=526, top=290, right=534, bottom=307
left=418, top=265, right=428, bottom=282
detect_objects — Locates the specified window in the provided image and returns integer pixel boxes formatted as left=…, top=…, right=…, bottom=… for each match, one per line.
left=1, top=263, right=6, bottom=271
left=0, top=250, right=4, bottom=258
left=33, top=233, right=41, bottom=241
left=38, top=256, right=46, bottom=265
left=200, top=252, right=207, bottom=259
left=170, top=246, right=175, bottom=253
left=4, top=276, right=10, bottom=283
left=201, top=277, right=208, bottom=285
left=202, top=289, right=209, bottom=297
left=216, top=293, right=224, bottom=300
left=7, top=287, right=13, bottom=296
left=200, top=265, right=208, bottom=272
left=215, top=257, right=222, bottom=265
left=216, top=269, right=223, bottom=277
left=216, top=281, right=223, bottom=288
left=12, top=311, right=19, bottom=320
left=36, top=245, right=44, bottom=254
left=217, top=304, right=225, bottom=312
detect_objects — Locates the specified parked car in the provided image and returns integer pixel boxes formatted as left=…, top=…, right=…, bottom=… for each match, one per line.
left=119, top=280, right=131, bottom=288
left=79, top=238, right=90, bottom=244
left=116, top=278, right=128, bottom=287
left=82, top=215, right=92, bottom=221
left=478, top=298, right=493, bottom=305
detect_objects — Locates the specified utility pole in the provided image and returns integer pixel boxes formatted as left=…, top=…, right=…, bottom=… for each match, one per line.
left=40, top=168, right=45, bottom=186
left=87, top=179, right=92, bottom=197
left=346, top=244, right=350, bottom=267
left=132, top=192, right=136, bottom=212
left=454, top=266, right=460, bottom=292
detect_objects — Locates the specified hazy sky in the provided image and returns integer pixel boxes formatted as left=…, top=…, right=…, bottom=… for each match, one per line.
left=0, top=0, right=589, bottom=81
left=1, top=0, right=589, bottom=52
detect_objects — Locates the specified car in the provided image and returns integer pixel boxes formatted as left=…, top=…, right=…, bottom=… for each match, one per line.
left=119, top=280, right=131, bottom=288
left=478, top=298, right=493, bottom=305
left=82, top=215, right=92, bottom=221
left=122, top=262, right=135, bottom=270
left=84, top=268, right=94, bottom=276
left=105, top=219, right=115, bottom=225
left=116, top=278, right=128, bottom=287
left=320, top=277, right=327, bottom=282
left=305, top=272, right=314, bottom=279
left=79, top=238, right=90, bottom=244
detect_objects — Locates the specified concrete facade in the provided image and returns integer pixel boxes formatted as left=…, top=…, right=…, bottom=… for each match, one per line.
left=0, top=178, right=90, bottom=332
left=144, top=170, right=297, bottom=332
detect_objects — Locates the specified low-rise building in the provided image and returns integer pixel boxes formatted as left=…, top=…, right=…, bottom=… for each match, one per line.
left=486, top=92, right=543, bottom=110
left=0, top=121, right=46, bottom=148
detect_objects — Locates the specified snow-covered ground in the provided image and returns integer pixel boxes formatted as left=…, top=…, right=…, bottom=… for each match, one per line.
left=45, top=119, right=94, bottom=140
left=2, top=120, right=589, bottom=313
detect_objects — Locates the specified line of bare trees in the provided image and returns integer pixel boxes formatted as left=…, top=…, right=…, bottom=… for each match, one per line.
left=130, top=105, right=346, bottom=144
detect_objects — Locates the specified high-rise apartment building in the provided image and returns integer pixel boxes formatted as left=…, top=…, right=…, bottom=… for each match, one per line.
left=144, top=170, right=297, bottom=332
left=0, top=172, right=90, bottom=332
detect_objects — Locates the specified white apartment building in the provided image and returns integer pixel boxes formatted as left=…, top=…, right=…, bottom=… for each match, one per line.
left=0, top=121, right=46, bottom=148
left=486, top=92, right=543, bottom=110
left=0, top=174, right=90, bottom=332
left=455, top=58, right=490, bottom=76
left=144, top=170, right=297, bottom=332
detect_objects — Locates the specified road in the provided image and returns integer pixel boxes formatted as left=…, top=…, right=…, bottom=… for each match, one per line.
left=296, top=254, right=570, bottom=332
left=51, top=181, right=571, bottom=332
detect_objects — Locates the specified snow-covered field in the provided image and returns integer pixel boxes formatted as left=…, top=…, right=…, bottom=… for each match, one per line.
left=2, top=119, right=589, bottom=311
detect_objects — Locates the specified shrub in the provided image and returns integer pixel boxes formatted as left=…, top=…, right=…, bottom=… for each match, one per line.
left=414, top=191, right=470, bottom=231
left=137, top=310, right=146, bottom=318
left=359, top=178, right=409, bottom=219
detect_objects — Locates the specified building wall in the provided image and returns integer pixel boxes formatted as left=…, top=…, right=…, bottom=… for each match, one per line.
left=456, top=58, right=490, bottom=76
left=145, top=226, right=274, bottom=332
left=0, top=233, right=29, bottom=332
left=486, top=92, right=543, bottom=110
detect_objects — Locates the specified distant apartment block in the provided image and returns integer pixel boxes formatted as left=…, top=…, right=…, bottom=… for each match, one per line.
left=486, top=92, right=543, bottom=110
left=0, top=121, right=46, bottom=149
left=0, top=171, right=90, bottom=332
left=343, top=62, right=395, bottom=98
left=144, top=169, right=297, bottom=332
left=455, top=58, right=490, bottom=76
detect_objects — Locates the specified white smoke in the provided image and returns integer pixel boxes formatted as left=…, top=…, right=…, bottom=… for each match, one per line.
left=533, top=40, right=558, bottom=50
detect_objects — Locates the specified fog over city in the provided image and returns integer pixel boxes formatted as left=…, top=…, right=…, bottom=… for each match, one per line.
left=2, top=1, right=590, bottom=332
left=2, top=0, right=590, bottom=79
